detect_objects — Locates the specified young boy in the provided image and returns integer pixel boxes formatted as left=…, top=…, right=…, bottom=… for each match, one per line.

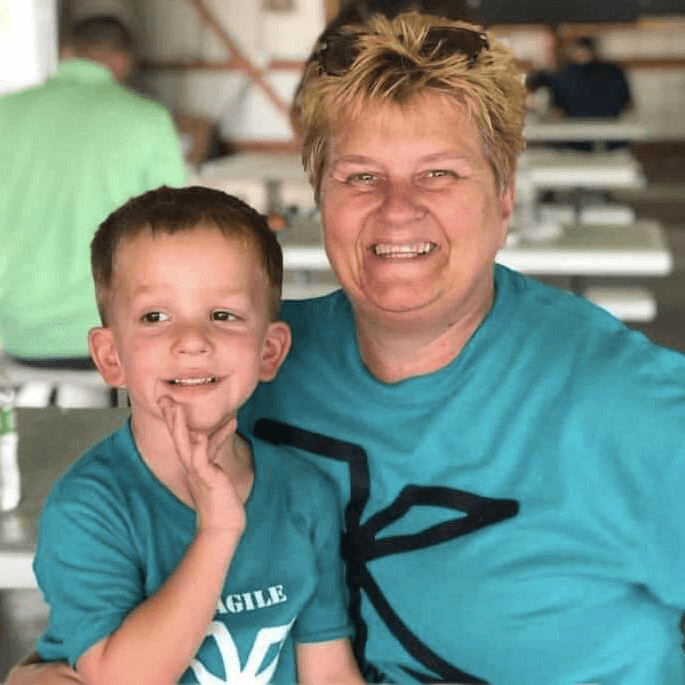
left=31, top=186, right=365, bottom=685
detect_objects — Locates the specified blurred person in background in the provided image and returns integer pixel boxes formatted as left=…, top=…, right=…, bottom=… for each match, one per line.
left=0, top=15, right=185, bottom=391
left=526, top=35, right=633, bottom=150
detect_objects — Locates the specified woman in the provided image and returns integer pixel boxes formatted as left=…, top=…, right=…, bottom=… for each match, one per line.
left=9, top=11, right=685, bottom=685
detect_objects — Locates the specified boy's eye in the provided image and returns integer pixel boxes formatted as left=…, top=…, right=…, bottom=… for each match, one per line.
left=212, top=310, right=237, bottom=322
left=141, top=311, right=169, bottom=323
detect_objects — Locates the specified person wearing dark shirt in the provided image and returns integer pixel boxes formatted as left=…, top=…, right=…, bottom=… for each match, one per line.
left=527, top=36, right=633, bottom=150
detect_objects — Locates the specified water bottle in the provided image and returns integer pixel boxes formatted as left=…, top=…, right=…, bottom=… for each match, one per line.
left=0, top=369, right=20, bottom=512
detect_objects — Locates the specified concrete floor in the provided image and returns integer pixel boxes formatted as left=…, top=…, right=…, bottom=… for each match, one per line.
left=1, top=150, right=684, bottom=682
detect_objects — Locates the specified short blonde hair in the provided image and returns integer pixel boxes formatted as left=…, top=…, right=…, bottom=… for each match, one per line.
left=299, top=11, right=527, bottom=202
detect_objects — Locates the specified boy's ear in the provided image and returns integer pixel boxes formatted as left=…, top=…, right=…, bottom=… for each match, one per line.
left=88, top=327, right=126, bottom=387
left=259, top=321, right=292, bottom=382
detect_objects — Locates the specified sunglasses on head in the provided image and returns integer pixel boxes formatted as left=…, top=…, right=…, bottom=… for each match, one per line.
left=316, top=25, right=490, bottom=77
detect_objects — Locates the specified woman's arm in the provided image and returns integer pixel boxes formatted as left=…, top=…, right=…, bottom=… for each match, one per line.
left=296, top=638, right=367, bottom=685
left=5, top=653, right=85, bottom=685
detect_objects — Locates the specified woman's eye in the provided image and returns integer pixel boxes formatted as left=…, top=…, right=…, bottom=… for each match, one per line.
left=347, top=172, right=377, bottom=184
left=212, top=311, right=237, bottom=322
left=425, top=169, right=457, bottom=179
left=141, top=311, right=169, bottom=323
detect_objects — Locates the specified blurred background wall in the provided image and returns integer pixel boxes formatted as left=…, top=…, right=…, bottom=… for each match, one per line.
left=58, top=0, right=685, bottom=146
left=5, top=1, right=685, bottom=148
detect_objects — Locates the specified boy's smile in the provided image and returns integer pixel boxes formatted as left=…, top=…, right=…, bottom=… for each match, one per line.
left=161, top=374, right=222, bottom=396
left=89, top=224, right=290, bottom=461
left=167, top=376, right=219, bottom=386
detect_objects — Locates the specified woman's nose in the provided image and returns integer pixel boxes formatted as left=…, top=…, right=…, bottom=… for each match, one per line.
left=379, top=180, right=424, bottom=225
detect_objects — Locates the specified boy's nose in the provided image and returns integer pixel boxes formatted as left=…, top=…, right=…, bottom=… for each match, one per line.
left=172, top=322, right=213, bottom=355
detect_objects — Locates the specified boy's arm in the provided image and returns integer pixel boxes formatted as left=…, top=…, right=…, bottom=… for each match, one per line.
left=296, top=638, right=366, bottom=685
left=77, top=401, right=244, bottom=685
left=77, top=526, right=240, bottom=685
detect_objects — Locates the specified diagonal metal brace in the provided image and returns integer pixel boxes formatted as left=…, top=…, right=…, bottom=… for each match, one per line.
left=186, top=0, right=293, bottom=119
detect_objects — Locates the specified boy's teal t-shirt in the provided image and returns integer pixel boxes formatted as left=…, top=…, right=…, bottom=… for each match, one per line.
left=34, top=422, right=352, bottom=684
left=241, top=264, right=685, bottom=685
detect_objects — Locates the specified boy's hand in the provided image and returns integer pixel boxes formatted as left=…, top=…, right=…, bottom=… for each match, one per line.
left=159, top=397, right=246, bottom=537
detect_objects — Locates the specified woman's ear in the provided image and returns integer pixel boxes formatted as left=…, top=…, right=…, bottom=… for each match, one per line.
left=498, top=181, right=517, bottom=249
left=259, top=321, right=292, bottom=382
left=88, top=327, right=126, bottom=387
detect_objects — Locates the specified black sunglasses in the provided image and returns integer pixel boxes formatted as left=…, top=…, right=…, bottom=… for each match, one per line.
left=316, top=25, right=489, bottom=77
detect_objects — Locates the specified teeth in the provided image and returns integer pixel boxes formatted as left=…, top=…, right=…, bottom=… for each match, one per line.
left=169, top=377, right=218, bottom=386
left=373, top=242, right=435, bottom=258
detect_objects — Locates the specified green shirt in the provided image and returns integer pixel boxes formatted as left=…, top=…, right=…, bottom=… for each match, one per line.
left=0, top=59, right=186, bottom=358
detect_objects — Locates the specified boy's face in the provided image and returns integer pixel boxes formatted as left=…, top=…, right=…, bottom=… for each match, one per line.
left=89, top=224, right=290, bottom=439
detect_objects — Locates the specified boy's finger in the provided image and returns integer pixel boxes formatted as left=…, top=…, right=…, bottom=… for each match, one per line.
left=158, top=395, right=175, bottom=427
left=174, top=406, right=195, bottom=472
left=159, top=397, right=194, bottom=471
left=207, top=415, right=237, bottom=462
left=188, top=431, right=211, bottom=472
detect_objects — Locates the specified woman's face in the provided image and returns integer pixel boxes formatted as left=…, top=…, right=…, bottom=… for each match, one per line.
left=319, top=92, right=515, bottom=331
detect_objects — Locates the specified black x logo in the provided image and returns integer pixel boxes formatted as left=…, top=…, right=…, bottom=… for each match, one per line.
left=254, top=418, right=519, bottom=685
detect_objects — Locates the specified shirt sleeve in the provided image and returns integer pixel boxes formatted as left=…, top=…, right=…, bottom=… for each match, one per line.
left=144, top=108, right=187, bottom=189
left=292, top=474, right=354, bottom=644
left=612, top=346, right=685, bottom=609
left=33, top=477, right=145, bottom=666
left=645, top=443, right=685, bottom=608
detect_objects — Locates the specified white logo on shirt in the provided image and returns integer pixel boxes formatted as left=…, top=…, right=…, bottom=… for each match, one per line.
left=189, top=617, right=296, bottom=685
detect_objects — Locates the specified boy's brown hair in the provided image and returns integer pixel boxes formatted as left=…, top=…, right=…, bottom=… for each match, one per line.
left=91, top=185, right=283, bottom=325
